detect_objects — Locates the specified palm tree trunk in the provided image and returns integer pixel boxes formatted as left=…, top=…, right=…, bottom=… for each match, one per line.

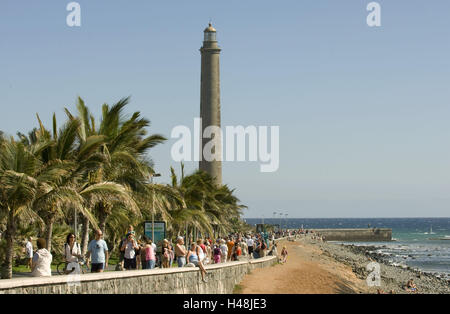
left=81, top=215, right=90, bottom=255
left=110, top=233, right=117, bottom=255
left=99, top=212, right=107, bottom=236
left=45, top=216, right=54, bottom=252
left=96, top=203, right=108, bottom=237
left=1, top=210, right=16, bottom=279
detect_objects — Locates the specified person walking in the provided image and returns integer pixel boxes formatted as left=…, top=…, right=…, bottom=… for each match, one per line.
left=213, top=244, right=221, bottom=264
left=31, top=238, right=52, bottom=277
left=253, top=238, right=261, bottom=259
left=87, top=229, right=109, bottom=273
left=175, top=236, right=187, bottom=267
left=226, top=237, right=234, bottom=262
left=121, top=232, right=139, bottom=270
left=280, top=246, right=288, bottom=264
left=118, top=226, right=135, bottom=269
left=168, top=240, right=175, bottom=268
left=148, top=239, right=158, bottom=267
left=161, top=239, right=172, bottom=268
left=246, top=235, right=254, bottom=258
left=140, top=237, right=156, bottom=269
left=240, top=238, right=248, bottom=257
left=219, top=239, right=228, bottom=263
left=63, top=233, right=83, bottom=274
left=64, top=233, right=82, bottom=263
left=233, top=242, right=242, bottom=261
left=260, top=236, right=267, bottom=257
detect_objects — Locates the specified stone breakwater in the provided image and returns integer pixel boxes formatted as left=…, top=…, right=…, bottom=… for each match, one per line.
left=314, top=239, right=450, bottom=294
left=314, top=228, right=392, bottom=242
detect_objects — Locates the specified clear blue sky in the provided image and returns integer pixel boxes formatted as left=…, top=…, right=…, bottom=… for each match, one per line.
left=1, top=1, right=449, bottom=218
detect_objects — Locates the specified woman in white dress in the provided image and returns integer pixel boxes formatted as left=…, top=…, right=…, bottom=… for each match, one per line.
left=64, top=233, right=83, bottom=274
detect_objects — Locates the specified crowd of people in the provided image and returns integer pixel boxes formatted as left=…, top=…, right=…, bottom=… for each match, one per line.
left=23, top=225, right=299, bottom=279
left=111, top=228, right=289, bottom=282
left=19, top=227, right=426, bottom=294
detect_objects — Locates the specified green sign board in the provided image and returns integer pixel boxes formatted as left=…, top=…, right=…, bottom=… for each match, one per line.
left=144, top=221, right=166, bottom=252
left=256, top=224, right=266, bottom=233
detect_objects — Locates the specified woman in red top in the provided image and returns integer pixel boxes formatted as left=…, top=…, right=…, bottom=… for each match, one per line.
left=232, top=242, right=242, bottom=261
left=236, top=244, right=242, bottom=258
left=199, top=241, right=206, bottom=254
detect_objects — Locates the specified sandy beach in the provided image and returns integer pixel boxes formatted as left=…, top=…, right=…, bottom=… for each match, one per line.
left=238, top=237, right=369, bottom=294
left=238, top=236, right=450, bottom=294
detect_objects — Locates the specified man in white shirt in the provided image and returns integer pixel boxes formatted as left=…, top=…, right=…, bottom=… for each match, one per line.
left=246, top=235, right=254, bottom=258
left=25, top=237, right=33, bottom=269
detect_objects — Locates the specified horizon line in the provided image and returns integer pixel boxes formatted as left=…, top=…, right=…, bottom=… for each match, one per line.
left=243, top=217, right=450, bottom=219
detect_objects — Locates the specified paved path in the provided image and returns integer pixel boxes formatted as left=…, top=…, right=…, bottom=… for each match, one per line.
left=238, top=238, right=369, bottom=294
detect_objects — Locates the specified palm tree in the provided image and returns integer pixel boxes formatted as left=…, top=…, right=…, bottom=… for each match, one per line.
left=65, top=97, right=166, bottom=250
left=0, top=95, right=248, bottom=279
left=19, top=115, right=81, bottom=252
left=0, top=136, right=74, bottom=278
left=168, top=166, right=212, bottom=241
left=18, top=105, right=151, bottom=254
left=167, top=164, right=246, bottom=242
left=18, top=114, right=104, bottom=252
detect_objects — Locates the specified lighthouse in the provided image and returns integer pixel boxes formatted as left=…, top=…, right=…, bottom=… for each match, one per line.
left=199, top=23, right=222, bottom=186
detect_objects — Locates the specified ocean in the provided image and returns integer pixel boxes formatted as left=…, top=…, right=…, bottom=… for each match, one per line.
left=244, top=217, right=450, bottom=278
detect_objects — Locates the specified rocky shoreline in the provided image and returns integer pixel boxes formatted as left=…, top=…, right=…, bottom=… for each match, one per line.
left=309, top=238, right=450, bottom=294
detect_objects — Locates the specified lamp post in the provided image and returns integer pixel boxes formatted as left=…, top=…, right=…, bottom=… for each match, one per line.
left=272, top=211, right=277, bottom=232
left=150, top=173, right=161, bottom=242
left=285, top=214, right=288, bottom=230
left=279, top=212, right=283, bottom=231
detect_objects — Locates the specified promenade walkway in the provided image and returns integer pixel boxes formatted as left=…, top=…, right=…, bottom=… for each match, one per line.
left=238, top=238, right=369, bottom=294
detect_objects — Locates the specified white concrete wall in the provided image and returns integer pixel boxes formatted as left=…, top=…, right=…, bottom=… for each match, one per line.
left=0, top=256, right=277, bottom=294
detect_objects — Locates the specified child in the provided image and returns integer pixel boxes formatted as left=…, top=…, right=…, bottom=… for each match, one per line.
left=280, top=246, right=288, bottom=264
